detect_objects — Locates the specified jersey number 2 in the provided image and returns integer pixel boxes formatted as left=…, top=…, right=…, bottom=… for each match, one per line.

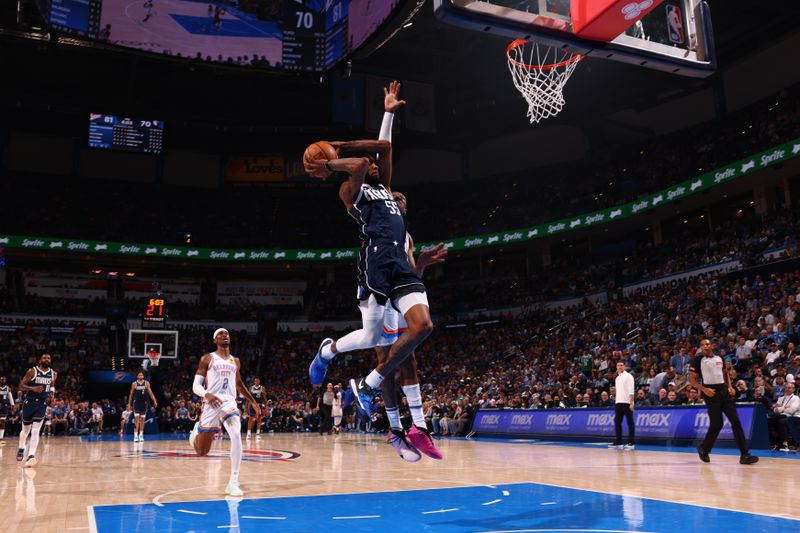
left=222, top=378, right=229, bottom=390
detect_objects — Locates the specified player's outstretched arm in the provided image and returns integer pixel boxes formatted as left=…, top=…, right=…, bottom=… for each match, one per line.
left=413, top=241, right=448, bottom=277
left=335, top=139, right=391, bottom=156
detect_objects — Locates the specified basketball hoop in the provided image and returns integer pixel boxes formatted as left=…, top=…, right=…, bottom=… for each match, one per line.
left=146, top=351, right=161, bottom=367
left=506, top=39, right=582, bottom=124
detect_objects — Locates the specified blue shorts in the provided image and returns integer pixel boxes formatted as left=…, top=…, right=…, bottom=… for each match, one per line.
left=22, top=398, right=47, bottom=424
left=357, top=240, right=424, bottom=306
left=133, top=401, right=148, bottom=415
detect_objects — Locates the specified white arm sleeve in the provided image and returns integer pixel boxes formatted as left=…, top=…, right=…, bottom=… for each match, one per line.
left=8, top=393, right=14, bottom=406
left=193, top=375, right=207, bottom=398
left=379, top=112, right=394, bottom=142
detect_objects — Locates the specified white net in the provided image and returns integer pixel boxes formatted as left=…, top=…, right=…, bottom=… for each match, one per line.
left=506, top=40, right=582, bottom=124
left=146, top=348, right=161, bottom=367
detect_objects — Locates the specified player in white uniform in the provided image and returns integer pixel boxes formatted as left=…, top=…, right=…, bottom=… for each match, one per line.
left=188, top=328, right=260, bottom=497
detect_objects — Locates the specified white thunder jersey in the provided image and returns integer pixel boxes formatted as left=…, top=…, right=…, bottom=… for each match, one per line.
left=206, top=352, right=238, bottom=404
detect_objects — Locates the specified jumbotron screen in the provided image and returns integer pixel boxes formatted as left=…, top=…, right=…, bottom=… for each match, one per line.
left=89, top=113, right=165, bottom=154
left=35, top=0, right=403, bottom=72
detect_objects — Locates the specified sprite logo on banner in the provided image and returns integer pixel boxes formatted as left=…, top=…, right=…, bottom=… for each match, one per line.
left=2, top=138, right=798, bottom=262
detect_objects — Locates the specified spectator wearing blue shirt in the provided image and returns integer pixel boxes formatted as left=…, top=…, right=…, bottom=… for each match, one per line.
left=671, top=349, right=691, bottom=375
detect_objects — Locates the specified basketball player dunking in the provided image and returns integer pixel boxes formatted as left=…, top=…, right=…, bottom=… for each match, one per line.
left=188, top=328, right=260, bottom=497
left=127, top=371, right=157, bottom=442
left=17, top=354, right=57, bottom=467
left=246, top=377, right=264, bottom=439
left=0, top=376, right=15, bottom=445
left=305, top=81, right=436, bottom=453
left=309, top=82, right=445, bottom=460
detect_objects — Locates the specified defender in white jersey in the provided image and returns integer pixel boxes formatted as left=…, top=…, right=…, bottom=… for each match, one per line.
left=376, top=192, right=446, bottom=460
left=188, top=328, right=260, bottom=497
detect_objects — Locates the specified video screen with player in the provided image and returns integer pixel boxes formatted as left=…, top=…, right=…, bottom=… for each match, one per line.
left=35, top=0, right=403, bottom=72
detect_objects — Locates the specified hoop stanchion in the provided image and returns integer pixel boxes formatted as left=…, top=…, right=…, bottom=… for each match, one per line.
left=506, top=40, right=582, bottom=123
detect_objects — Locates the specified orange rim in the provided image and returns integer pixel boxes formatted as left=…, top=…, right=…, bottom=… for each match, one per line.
left=506, top=39, right=583, bottom=71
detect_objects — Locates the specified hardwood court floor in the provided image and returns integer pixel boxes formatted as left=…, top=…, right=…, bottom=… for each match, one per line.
left=0, top=433, right=797, bottom=532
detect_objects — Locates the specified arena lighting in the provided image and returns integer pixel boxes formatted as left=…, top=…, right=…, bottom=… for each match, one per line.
left=91, top=269, right=102, bottom=274
left=125, top=272, right=135, bottom=277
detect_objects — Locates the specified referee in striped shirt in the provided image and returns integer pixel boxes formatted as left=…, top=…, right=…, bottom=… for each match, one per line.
left=690, top=339, right=758, bottom=464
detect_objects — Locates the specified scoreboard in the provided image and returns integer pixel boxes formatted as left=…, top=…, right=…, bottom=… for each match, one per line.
left=88, top=114, right=164, bottom=154
left=282, top=0, right=349, bottom=71
left=42, top=0, right=102, bottom=38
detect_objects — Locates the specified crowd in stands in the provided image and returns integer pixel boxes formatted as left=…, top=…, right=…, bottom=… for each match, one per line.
left=2, top=258, right=800, bottom=449
left=312, top=202, right=800, bottom=320
left=1, top=88, right=797, bottom=252
left=1, top=86, right=800, bottom=447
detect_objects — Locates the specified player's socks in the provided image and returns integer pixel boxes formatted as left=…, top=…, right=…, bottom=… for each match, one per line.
left=17, top=423, right=31, bottom=458
left=402, top=384, right=427, bottom=428
left=0, top=428, right=5, bottom=439
left=223, top=416, right=242, bottom=487
left=386, top=407, right=402, bottom=431
left=365, top=370, right=384, bottom=390
left=27, top=421, right=42, bottom=458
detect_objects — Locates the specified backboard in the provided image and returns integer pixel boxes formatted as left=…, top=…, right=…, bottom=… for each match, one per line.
left=433, top=0, right=715, bottom=77
left=127, top=329, right=179, bottom=359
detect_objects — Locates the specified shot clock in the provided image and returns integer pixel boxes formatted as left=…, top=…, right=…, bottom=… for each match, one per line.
left=141, top=297, right=168, bottom=329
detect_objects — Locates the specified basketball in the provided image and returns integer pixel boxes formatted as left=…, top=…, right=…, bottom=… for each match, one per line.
left=303, top=141, right=337, bottom=165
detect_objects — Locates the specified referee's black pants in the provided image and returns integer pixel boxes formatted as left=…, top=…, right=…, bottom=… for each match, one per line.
left=614, top=403, right=635, bottom=445
left=320, top=404, right=333, bottom=434
left=700, top=386, right=749, bottom=454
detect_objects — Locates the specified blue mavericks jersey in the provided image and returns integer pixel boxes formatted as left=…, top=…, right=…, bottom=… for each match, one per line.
left=25, top=367, right=53, bottom=402
left=0, top=385, right=11, bottom=406
left=349, top=184, right=406, bottom=244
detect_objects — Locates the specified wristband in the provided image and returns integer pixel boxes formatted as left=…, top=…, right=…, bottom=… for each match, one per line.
left=325, top=161, right=333, bottom=172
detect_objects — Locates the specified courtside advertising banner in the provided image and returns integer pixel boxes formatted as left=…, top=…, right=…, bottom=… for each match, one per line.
left=471, top=405, right=758, bottom=441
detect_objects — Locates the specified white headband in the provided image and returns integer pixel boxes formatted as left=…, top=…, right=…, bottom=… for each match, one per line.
left=213, top=328, right=229, bottom=341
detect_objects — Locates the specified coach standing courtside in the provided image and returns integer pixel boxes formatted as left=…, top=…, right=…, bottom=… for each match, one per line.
left=609, top=362, right=635, bottom=450
left=690, top=339, right=758, bottom=464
